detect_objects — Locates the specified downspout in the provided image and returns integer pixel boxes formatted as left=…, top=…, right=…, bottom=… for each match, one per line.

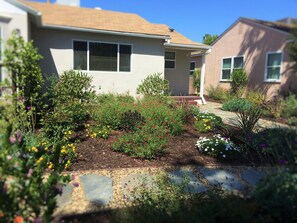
left=199, top=49, right=211, bottom=105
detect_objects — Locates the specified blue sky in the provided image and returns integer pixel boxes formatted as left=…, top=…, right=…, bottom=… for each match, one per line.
left=36, top=0, right=297, bottom=43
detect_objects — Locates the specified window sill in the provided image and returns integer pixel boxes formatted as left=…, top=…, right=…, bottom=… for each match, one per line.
left=219, top=80, right=231, bottom=83
left=263, top=80, right=281, bottom=84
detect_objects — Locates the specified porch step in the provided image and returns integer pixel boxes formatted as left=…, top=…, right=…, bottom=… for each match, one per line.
left=170, top=96, right=202, bottom=106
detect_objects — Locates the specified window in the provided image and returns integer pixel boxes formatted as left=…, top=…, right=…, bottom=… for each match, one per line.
left=73, top=40, right=132, bottom=72
left=73, top=41, right=87, bottom=70
left=265, top=52, right=282, bottom=81
left=165, top=51, right=175, bottom=69
left=221, top=56, right=244, bottom=80
left=0, top=26, right=2, bottom=62
left=190, top=61, right=196, bottom=75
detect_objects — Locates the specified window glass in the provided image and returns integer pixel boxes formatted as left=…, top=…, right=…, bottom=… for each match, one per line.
left=165, top=51, right=175, bottom=60
left=89, top=42, right=117, bottom=71
left=119, top=45, right=131, bottom=72
left=266, top=53, right=281, bottom=80
left=233, top=57, right=244, bottom=69
left=73, top=41, right=87, bottom=70
left=222, top=70, right=231, bottom=80
left=222, top=58, right=232, bottom=69
left=165, top=51, right=175, bottom=69
left=190, top=61, right=196, bottom=75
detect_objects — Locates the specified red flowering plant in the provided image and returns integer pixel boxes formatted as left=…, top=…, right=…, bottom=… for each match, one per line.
left=0, top=125, right=71, bottom=223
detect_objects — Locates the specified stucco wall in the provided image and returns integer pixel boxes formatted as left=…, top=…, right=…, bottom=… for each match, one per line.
left=164, top=49, right=191, bottom=95
left=31, top=26, right=165, bottom=96
left=204, top=20, right=297, bottom=98
left=0, top=0, right=29, bottom=82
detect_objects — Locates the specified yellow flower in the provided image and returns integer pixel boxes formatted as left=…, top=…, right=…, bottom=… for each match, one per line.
left=68, top=130, right=72, bottom=135
left=31, top=146, right=38, bottom=153
left=61, top=149, right=67, bottom=153
left=48, top=162, right=54, bottom=169
left=36, top=157, right=43, bottom=164
left=65, top=160, right=71, bottom=168
left=44, top=147, right=48, bottom=151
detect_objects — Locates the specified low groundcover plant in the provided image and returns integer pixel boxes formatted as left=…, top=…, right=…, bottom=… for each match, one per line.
left=196, top=134, right=240, bottom=160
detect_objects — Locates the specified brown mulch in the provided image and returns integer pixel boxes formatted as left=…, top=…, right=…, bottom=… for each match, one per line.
left=68, top=125, right=254, bottom=172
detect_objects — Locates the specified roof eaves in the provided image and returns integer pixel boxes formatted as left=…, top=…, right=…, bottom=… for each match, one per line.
left=164, top=43, right=211, bottom=51
left=43, top=24, right=171, bottom=40
left=5, top=0, right=41, bottom=16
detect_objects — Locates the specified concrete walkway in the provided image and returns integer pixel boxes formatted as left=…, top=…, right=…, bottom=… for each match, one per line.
left=200, top=101, right=288, bottom=128
left=54, top=165, right=274, bottom=217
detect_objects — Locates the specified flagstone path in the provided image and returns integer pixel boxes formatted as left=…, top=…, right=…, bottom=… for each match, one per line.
left=199, top=101, right=288, bottom=128
left=54, top=165, right=275, bottom=218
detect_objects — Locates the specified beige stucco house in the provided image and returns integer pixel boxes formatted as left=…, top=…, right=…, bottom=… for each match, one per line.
left=0, top=0, right=210, bottom=97
left=192, top=17, right=297, bottom=99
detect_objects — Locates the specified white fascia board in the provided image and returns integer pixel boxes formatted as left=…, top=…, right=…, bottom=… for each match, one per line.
left=164, top=43, right=211, bottom=51
left=42, top=24, right=170, bottom=40
left=5, top=0, right=41, bottom=16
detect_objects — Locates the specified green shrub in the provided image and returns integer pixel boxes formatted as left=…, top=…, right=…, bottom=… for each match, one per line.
left=246, top=90, right=268, bottom=106
left=120, top=110, right=145, bottom=132
left=93, top=93, right=134, bottom=105
left=85, top=124, right=111, bottom=139
left=222, top=98, right=253, bottom=112
left=43, top=70, right=95, bottom=133
left=283, top=94, right=297, bottom=117
left=194, top=111, right=223, bottom=133
left=235, top=105, right=262, bottom=135
left=206, top=84, right=232, bottom=101
left=251, top=128, right=297, bottom=165
left=0, top=125, right=71, bottom=223
left=139, top=97, right=184, bottom=135
left=192, top=68, right=201, bottom=93
left=93, top=100, right=134, bottom=129
left=253, top=169, right=297, bottom=222
left=136, top=73, right=169, bottom=96
left=288, top=117, right=297, bottom=126
left=112, top=122, right=169, bottom=159
left=230, top=69, right=248, bottom=96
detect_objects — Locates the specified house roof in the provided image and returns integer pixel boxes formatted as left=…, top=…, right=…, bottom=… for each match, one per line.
left=245, top=17, right=294, bottom=33
left=12, top=0, right=209, bottom=49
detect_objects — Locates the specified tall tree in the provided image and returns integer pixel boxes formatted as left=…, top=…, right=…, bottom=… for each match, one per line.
left=203, top=34, right=219, bottom=45
left=289, top=22, right=297, bottom=64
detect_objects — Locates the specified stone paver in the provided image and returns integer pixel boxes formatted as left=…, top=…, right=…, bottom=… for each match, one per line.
left=122, top=173, right=156, bottom=199
left=199, top=167, right=243, bottom=190
left=168, top=169, right=207, bottom=193
left=240, top=168, right=265, bottom=186
left=80, top=174, right=113, bottom=206
left=56, top=185, right=73, bottom=208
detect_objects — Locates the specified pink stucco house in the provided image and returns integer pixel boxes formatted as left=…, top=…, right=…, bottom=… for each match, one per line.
left=192, top=17, right=297, bottom=99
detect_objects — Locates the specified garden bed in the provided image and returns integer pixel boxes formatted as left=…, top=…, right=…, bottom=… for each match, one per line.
left=69, top=124, right=263, bottom=171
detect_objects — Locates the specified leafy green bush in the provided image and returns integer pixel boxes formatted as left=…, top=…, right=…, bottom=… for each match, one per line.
left=251, top=128, right=297, bottom=165
left=283, top=94, right=297, bottom=118
left=206, top=84, right=232, bottom=101
left=192, top=68, right=201, bottom=93
left=139, top=97, right=184, bottom=135
left=288, top=117, right=297, bottom=126
left=230, top=69, right=248, bottom=96
left=194, top=111, right=223, bottom=133
left=43, top=70, right=95, bottom=134
left=112, top=122, right=169, bottom=159
left=120, top=110, right=145, bottom=132
left=196, top=134, right=241, bottom=161
left=136, top=73, right=169, bottom=96
left=254, top=169, right=297, bottom=222
left=222, top=98, right=253, bottom=112
left=0, top=125, right=72, bottom=223
left=246, top=90, right=268, bottom=106
left=235, top=105, right=262, bottom=135
left=85, top=124, right=112, bottom=139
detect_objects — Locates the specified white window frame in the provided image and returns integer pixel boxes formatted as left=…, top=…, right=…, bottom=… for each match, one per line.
left=190, top=61, right=196, bottom=75
left=165, top=51, right=176, bottom=69
left=0, top=25, right=3, bottom=63
left=220, top=55, right=244, bottom=81
left=264, top=51, right=282, bottom=82
left=72, top=39, right=133, bottom=73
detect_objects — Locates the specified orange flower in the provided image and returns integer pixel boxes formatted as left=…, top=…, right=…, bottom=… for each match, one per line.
left=14, top=216, right=23, bottom=223
left=0, top=212, right=4, bottom=218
